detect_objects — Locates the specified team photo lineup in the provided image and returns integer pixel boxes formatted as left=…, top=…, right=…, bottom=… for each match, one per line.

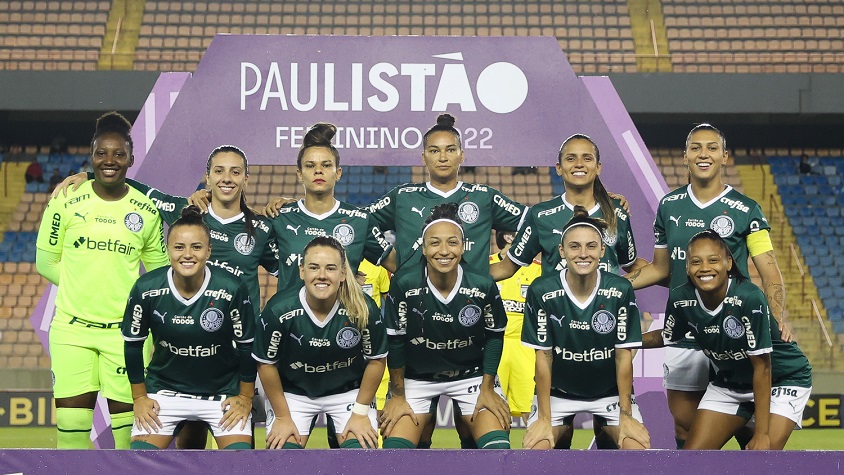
left=33, top=101, right=813, bottom=452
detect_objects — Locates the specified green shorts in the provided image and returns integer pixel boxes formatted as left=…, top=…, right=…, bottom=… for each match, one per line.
left=49, top=309, right=132, bottom=404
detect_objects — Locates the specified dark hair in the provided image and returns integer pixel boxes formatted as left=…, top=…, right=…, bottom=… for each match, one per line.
left=302, top=235, right=368, bottom=330
left=423, top=114, right=461, bottom=149
left=206, top=145, right=255, bottom=239
left=91, top=111, right=133, bottom=155
left=686, top=229, right=745, bottom=281
left=560, top=205, right=608, bottom=246
left=423, top=202, right=464, bottom=230
left=558, top=134, right=617, bottom=236
left=297, top=123, right=341, bottom=169
left=495, top=230, right=514, bottom=251
left=685, top=123, right=726, bottom=151
left=168, top=205, right=210, bottom=243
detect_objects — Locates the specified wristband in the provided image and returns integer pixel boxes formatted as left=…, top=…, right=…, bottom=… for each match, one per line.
left=352, top=402, right=370, bottom=416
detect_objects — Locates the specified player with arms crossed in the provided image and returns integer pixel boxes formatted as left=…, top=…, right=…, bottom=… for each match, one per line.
left=640, top=230, right=811, bottom=449
left=36, top=112, right=169, bottom=449
left=379, top=203, right=511, bottom=449
left=122, top=206, right=257, bottom=450
left=254, top=236, right=387, bottom=449
left=522, top=208, right=650, bottom=450
left=626, top=124, right=791, bottom=448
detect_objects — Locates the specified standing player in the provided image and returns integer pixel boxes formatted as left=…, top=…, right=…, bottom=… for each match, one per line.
left=254, top=236, right=387, bottom=449
left=122, top=206, right=257, bottom=450
left=268, top=123, right=393, bottom=291
left=490, top=231, right=541, bottom=423
left=491, top=133, right=644, bottom=279
left=379, top=203, right=511, bottom=449
left=522, top=208, right=649, bottom=450
left=641, top=230, right=811, bottom=449
left=626, top=124, right=791, bottom=448
left=35, top=112, right=169, bottom=448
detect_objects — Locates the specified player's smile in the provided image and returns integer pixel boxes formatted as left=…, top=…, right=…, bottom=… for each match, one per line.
left=168, top=225, right=212, bottom=282
left=559, top=226, right=605, bottom=277
left=686, top=239, right=731, bottom=295
left=300, top=246, right=345, bottom=305
left=207, top=151, right=248, bottom=207
left=92, top=133, right=133, bottom=187
left=684, top=129, right=727, bottom=182
left=423, top=221, right=464, bottom=275
left=557, top=137, right=600, bottom=190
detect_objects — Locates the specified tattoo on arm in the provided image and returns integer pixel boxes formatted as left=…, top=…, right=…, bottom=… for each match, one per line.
left=627, top=269, right=641, bottom=283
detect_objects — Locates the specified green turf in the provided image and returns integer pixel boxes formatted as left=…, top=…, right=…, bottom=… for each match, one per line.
left=2, top=426, right=841, bottom=450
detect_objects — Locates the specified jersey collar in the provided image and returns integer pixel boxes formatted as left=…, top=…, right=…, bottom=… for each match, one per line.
left=694, top=277, right=733, bottom=315
left=299, top=287, right=341, bottom=328
left=297, top=198, right=340, bottom=220
left=425, top=181, right=463, bottom=198
left=207, top=205, right=244, bottom=225
left=561, top=193, right=601, bottom=215
left=426, top=264, right=464, bottom=305
left=167, top=266, right=212, bottom=306
left=559, top=268, right=601, bottom=310
left=686, top=184, right=733, bottom=209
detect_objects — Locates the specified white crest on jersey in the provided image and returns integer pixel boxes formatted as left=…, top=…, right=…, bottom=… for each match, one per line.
left=333, top=223, right=355, bottom=246
left=591, top=310, right=616, bottom=334
left=336, top=327, right=361, bottom=349
left=200, top=307, right=224, bottom=332
left=124, top=212, right=144, bottom=232
left=457, top=202, right=480, bottom=224
left=710, top=215, right=736, bottom=238
left=458, top=304, right=482, bottom=327
left=723, top=315, right=745, bottom=339
left=234, top=232, right=256, bottom=255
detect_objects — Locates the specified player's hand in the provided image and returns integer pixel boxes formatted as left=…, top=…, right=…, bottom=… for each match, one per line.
left=378, top=395, right=417, bottom=438
left=618, top=412, right=650, bottom=449
left=523, top=418, right=554, bottom=449
left=187, top=189, right=212, bottom=213
left=262, top=197, right=296, bottom=217
left=342, top=412, right=378, bottom=449
left=746, top=432, right=770, bottom=450
left=472, top=386, right=511, bottom=430
left=51, top=172, right=87, bottom=199
left=608, top=192, right=630, bottom=214
left=265, top=415, right=302, bottom=449
left=219, top=394, right=253, bottom=431
left=132, top=396, right=161, bottom=434
left=778, top=321, right=794, bottom=343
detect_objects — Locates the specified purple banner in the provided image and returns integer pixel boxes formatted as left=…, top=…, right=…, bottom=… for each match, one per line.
left=1, top=449, right=842, bottom=474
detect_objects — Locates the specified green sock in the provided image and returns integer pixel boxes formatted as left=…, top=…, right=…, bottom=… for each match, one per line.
left=130, top=440, right=159, bottom=449
left=110, top=411, right=134, bottom=449
left=340, top=438, right=362, bottom=448
left=222, top=441, right=252, bottom=450
left=676, top=437, right=686, bottom=449
left=56, top=408, right=93, bottom=449
left=383, top=437, right=415, bottom=449
left=282, top=441, right=304, bottom=449
left=476, top=430, right=510, bottom=449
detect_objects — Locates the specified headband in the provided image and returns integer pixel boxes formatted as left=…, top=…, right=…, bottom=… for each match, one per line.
left=422, top=218, right=465, bottom=240
left=560, top=221, right=604, bottom=243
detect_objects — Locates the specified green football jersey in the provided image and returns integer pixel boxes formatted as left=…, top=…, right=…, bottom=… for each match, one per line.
left=253, top=287, right=388, bottom=399
left=122, top=266, right=256, bottom=397
left=508, top=194, right=637, bottom=275
left=522, top=270, right=642, bottom=399
left=662, top=278, right=812, bottom=391
left=368, top=182, right=526, bottom=274
left=385, top=266, right=507, bottom=381
left=36, top=181, right=168, bottom=325
left=127, top=178, right=279, bottom=309
left=270, top=200, right=390, bottom=293
left=655, top=185, right=770, bottom=290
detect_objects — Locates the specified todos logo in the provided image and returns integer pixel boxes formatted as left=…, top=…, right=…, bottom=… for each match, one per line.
left=240, top=53, right=529, bottom=115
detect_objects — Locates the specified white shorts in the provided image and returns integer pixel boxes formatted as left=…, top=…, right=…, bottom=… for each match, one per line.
left=527, top=394, right=643, bottom=428
left=404, top=376, right=494, bottom=416
left=131, top=391, right=252, bottom=438
left=663, top=346, right=710, bottom=391
left=698, top=383, right=811, bottom=428
left=266, top=390, right=376, bottom=436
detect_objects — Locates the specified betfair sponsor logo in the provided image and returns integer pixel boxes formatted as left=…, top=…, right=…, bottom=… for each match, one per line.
left=209, top=259, right=245, bottom=277
left=703, top=348, right=748, bottom=361
left=409, top=336, right=475, bottom=350
left=158, top=339, right=221, bottom=357
left=554, top=346, right=614, bottom=362
left=289, top=356, right=358, bottom=373
left=73, top=236, right=136, bottom=255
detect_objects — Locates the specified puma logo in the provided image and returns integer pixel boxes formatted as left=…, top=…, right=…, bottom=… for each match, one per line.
left=286, top=224, right=301, bottom=235
left=290, top=333, right=305, bottom=345
left=261, top=318, right=269, bottom=330
left=412, top=308, right=428, bottom=318
left=669, top=216, right=681, bottom=226
left=153, top=310, right=167, bottom=324
left=751, top=306, right=763, bottom=315
left=243, top=296, right=251, bottom=306
left=549, top=314, right=565, bottom=326
left=411, top=206, right=426, bottom=218
left=552, top=229, right=563, bottom=236
left=74, top=212, right=88, bottom=222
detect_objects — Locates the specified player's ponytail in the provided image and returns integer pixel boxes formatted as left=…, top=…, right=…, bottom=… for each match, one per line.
left=423, top=113, right=462, bottom=149
left=91, top=111, right=134, bottom=154
left=560, top=205, right=609, bottom=245
left=297, top=123, right=341, bottom=169
left=303, top=236, right=369, bottom=331
left=206, top=145, right=255, bottom=239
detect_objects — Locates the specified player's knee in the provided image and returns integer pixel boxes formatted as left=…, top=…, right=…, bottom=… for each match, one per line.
left=476, top=430, right=510, bottom=449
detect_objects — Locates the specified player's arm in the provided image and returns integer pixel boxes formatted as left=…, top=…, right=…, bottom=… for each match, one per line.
left=746, top=353, right=773, bottom=450
left=343, top=356, right=385, bottom=448
left=474, top=288, right=510, bottom=429
left=379, top=284, right=418, bottom=436
left=490, top=253, right=520, bottom=281
left=257, top=362, right=301, bottom=448
left=523, top=349, right=554, bottom=449
left=750, top=240, right=791, bottom=342
left=35, top=248, right=61, bottom=285
left=640, top=329, right=666, bottom=349
left=624, top=247, right=670, bottom=290
left=221, top=284, right=258, bottom=431
left=140, top=214, right=170, bottom=272
left=363, top=218, right=394, bottom=271
left=51, top=172, right=89, bottom=199
left=121, top=286, right=160, bottom=433
left=35, top=198, right=65, bottom=284
left=615, top=348, right=650, bottom=449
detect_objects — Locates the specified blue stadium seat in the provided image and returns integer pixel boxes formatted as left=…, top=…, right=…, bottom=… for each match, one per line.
left=828, top=175, right=841, bottom=187
left=804, top=185, right=818, bottom=195
left=831, top=320, right=844, bottom=333
left=827, top=207, right=842, bottom=218
left=785, top=175, right=799, bottom=186
left=812, top=274, right=828, bottom=287
left=819, top=287, right=835, bottom=301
